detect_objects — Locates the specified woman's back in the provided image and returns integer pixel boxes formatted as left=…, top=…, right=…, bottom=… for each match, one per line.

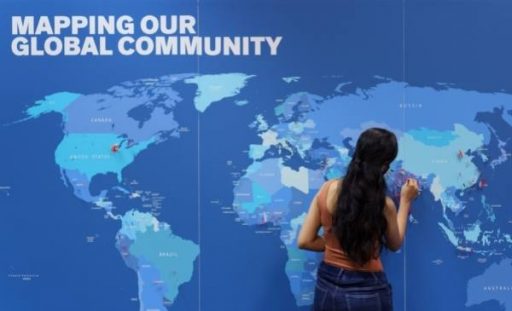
left=297, top=127, right=420, bottom=311
left=318, top=179, right=383, bottom=272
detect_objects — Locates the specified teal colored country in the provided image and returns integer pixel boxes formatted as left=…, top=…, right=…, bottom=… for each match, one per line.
left=125, top=211, right=200, bottom=303
left=25, top=92, right=81, bottom=119
left=55, top=133, right=154, bottom=182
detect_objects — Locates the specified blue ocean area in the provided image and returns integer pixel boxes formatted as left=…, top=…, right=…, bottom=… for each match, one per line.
left=1, top=0, right=511, bottom=311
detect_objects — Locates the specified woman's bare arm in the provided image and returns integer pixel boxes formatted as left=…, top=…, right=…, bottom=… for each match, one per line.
left=384, top=178, right=419, bottom=251
left=297, top=190, right=326, bottom=252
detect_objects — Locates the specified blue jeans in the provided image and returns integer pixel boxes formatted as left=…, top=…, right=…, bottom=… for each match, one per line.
left=313, top=261, right=393, bottom=311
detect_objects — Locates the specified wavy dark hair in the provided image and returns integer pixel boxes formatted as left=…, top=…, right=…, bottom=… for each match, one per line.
left=333, top=128, right=398, bottom=265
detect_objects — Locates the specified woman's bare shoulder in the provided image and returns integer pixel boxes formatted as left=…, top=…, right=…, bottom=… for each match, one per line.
left=323, top=179, right=341, bottom=197
left=325, top=179, right=342, bottom=213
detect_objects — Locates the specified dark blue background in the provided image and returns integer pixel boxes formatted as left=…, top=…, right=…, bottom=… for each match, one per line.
left=1, top=0, right=511, bottom=310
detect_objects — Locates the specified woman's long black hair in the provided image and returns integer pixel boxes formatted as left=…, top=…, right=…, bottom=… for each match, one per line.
left=333, top=128, right=398, bottom=265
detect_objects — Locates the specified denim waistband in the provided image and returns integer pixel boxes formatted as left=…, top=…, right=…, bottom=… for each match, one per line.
left=317, top=261, right=390, bottom=292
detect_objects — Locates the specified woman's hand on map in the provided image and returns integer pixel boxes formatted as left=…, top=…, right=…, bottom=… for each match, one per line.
left=401, top=178, right=420, bottom=203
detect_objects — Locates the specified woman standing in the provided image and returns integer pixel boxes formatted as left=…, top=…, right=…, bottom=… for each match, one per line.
left=298, top=128, right=419, bottom=311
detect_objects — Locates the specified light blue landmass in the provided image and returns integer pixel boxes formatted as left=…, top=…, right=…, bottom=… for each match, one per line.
left=407, top=128, right=458, bottom=147
left=240, top=182, right=272, bottom=213
left=124, top=211, right=199, bottom=304
left=185, top=73, right=254, bottom=112
left=55, top=133, right=154, bottom=182
left=25, top=92, right=81, bottom=119
left=466, top=259, right=512, bottom=310
left=397, top=124, right=484, bottom=191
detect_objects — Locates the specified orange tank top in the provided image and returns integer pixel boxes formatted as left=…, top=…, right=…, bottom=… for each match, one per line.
left=318, top=180, right=384, bottom=272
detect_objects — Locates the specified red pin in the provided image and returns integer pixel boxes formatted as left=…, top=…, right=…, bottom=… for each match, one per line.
left=111, top=144, right=120, bottom=153
left=478, top=179, right=488, bottom=189
left=457, top=150, right=464, bottom=160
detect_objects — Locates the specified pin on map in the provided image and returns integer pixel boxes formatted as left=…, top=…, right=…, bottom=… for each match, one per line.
left=457, top=150, right=465, bottom=160
left=478, top=179, right=488, bottom=189
left=111, top=144, right=120, bottom=153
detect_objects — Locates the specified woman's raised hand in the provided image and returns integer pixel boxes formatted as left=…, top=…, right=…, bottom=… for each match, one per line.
left=401, top=178, right=420, bottom=202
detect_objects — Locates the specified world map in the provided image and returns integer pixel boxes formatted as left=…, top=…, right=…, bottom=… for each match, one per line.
left=9, top=73, right=512, bottom=310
